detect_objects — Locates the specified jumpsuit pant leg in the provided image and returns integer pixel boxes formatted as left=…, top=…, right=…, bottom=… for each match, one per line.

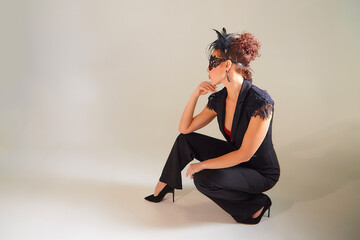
left=159, top=132, right=234, bottom=189
left=159, top=132, right=277, bottom=223
left=193, top=167, right=277, bottom=223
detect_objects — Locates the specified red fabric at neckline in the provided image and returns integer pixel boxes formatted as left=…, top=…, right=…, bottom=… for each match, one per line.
left=224, top=126, right=233, bottom=142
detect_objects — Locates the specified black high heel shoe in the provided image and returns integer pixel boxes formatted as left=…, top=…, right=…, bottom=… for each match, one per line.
left=242, top=195, right=272, bottom=225
left=144, top=185, right=175, bottom=203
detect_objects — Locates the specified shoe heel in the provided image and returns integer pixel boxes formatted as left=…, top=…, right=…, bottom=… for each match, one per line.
left=144, top=184, right=175, bottom=203
left=267, top=207, right=270, bottom=217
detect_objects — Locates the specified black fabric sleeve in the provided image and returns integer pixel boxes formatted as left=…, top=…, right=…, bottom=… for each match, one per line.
left=206, top=92, right=218, bottom=112
left=247, top=92, right=274, bottom=120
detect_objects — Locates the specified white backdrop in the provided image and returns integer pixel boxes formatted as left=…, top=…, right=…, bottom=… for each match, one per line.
left=0, top=0, right=359, bottom=239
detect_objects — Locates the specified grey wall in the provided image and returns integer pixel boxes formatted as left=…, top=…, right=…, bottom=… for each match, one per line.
left=1, top=0, right=359, bottom=182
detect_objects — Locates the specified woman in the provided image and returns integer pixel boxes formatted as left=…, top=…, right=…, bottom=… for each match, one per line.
left=144, top=27, right=280, bottom=225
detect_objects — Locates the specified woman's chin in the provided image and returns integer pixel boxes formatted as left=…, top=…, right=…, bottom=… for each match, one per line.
left=211, top=80, right=218, bottom=86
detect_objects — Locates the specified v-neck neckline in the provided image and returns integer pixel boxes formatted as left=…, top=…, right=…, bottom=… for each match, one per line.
left=220, top=80, right=252, bottom=141
left=224, top=82, right=245, bottom=134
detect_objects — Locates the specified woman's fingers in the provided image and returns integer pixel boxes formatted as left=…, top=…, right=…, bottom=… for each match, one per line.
left=201, top=82, right=216, bottom=93
left=197, top=81, right=216, bottom=95
left=204, top=82, right=216, bottom=92
left=186, top=166, right=193, bottom=179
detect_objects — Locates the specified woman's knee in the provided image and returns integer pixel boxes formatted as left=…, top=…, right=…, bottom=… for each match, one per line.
left=177, top=132, right=195, bottom=138
left=193, top=173, right=203, bottom=191
left=175, top=132, right=197, bottom=144
left=193, top=171, right=211, bottom=192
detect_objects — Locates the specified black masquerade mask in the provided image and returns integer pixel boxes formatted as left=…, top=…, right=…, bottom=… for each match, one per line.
left=208, top=55, right=227, bottom=71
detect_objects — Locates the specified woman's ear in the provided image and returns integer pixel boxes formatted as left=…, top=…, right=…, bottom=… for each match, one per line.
left=225, top=60, right=232, bottom=71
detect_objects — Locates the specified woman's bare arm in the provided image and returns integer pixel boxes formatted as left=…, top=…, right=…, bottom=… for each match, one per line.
left=178, top=82, right=217, bottom=134
left=201, top=111, right=273, bottom=169
left=185, top=112, right=273, bottom=179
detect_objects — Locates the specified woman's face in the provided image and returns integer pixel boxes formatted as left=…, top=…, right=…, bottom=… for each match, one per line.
left=207, top=49, right=229, bottom=86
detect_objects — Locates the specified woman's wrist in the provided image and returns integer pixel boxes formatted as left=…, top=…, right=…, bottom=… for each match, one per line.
left=192, top=90, right=200, bottom=98
left=200, top=161, right=207, bottom=170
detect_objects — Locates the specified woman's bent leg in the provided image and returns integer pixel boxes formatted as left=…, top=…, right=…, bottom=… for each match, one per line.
left=159, top=132, right=234, bottom=190
left=193, top=166, right=277, bottom=223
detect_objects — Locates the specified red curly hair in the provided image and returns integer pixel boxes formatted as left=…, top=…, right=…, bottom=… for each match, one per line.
left=209, top=30, right=261, bottom=81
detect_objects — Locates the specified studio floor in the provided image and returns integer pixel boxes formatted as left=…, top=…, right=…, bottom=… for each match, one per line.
left=0, top=150, right=358, bottom=240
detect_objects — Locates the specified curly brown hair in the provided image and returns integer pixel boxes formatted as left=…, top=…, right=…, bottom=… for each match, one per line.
left=207, top=28, right=261, bottom=81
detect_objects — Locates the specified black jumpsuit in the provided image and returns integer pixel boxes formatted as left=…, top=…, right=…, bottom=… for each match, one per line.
left=159, top=79, right=280, bottom=223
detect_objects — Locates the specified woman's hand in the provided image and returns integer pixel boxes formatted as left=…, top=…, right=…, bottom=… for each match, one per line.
left=186, top=162, right=206, bottom=180
left=194, top=81, right=217, bottom=97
